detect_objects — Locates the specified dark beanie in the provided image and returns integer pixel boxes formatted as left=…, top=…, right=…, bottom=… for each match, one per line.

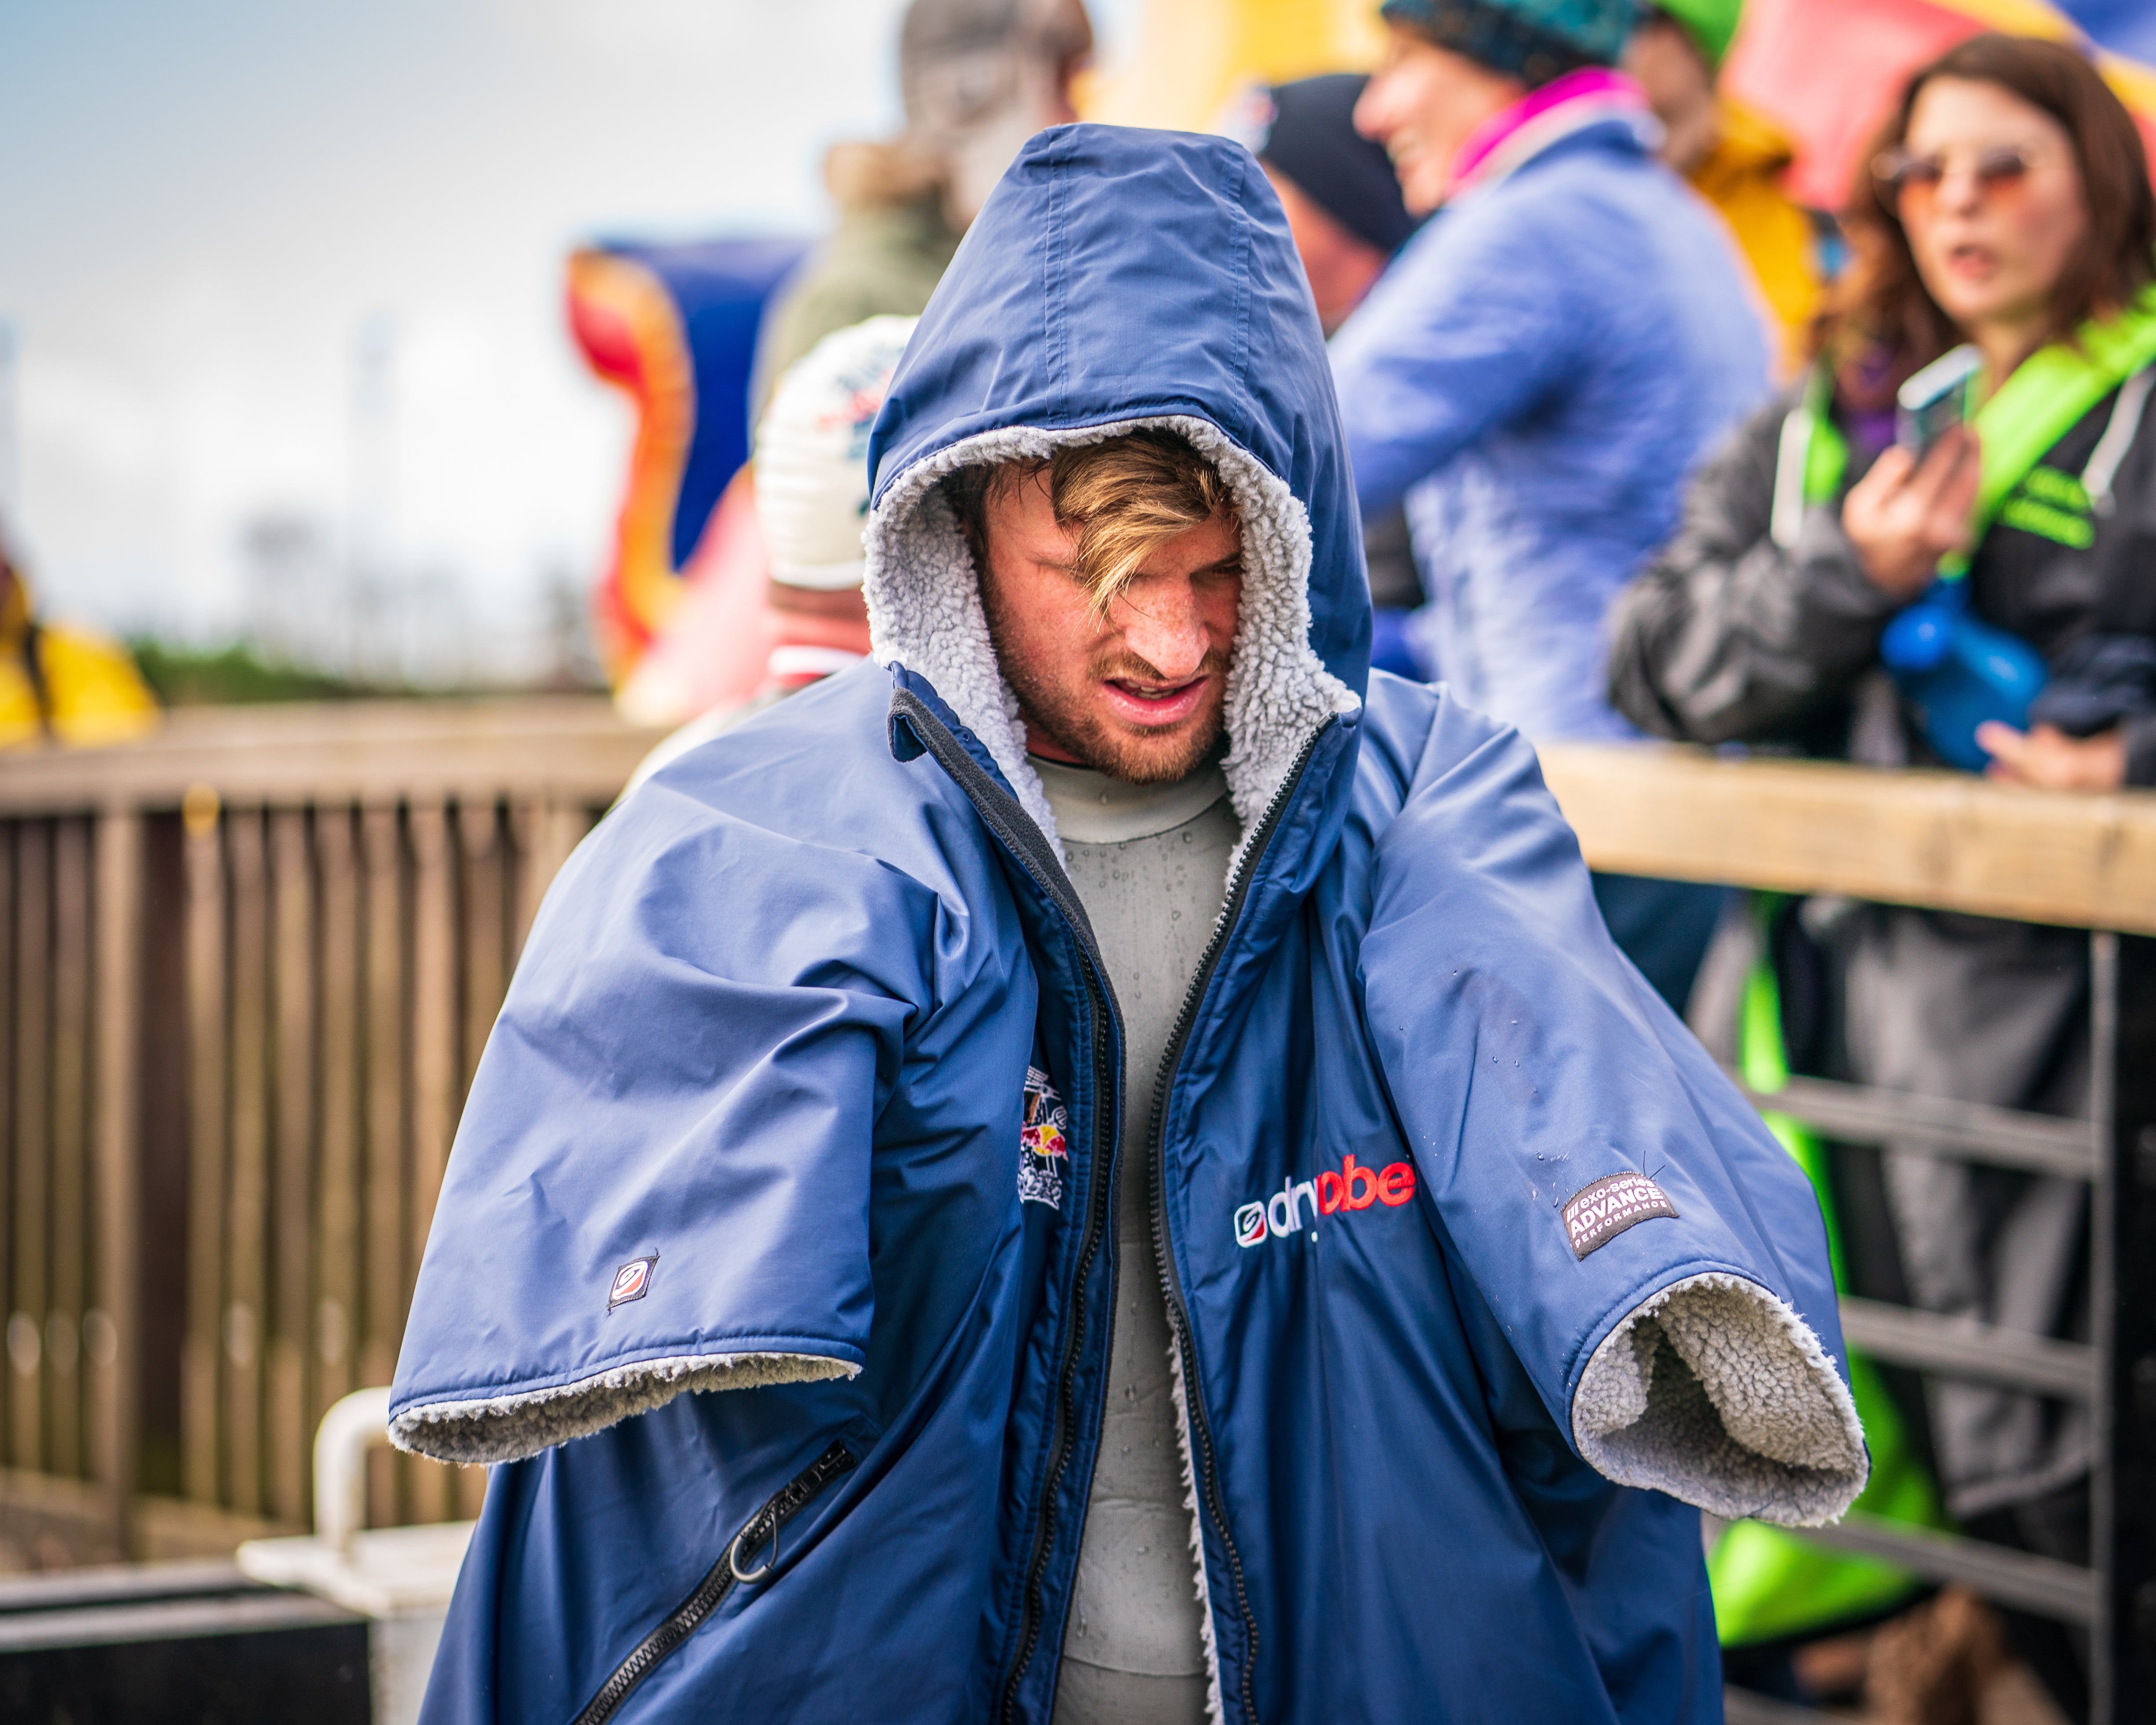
left=1253, top=74, right=1420, bottom=255
left=1380, top=0, right=1635, bottom=87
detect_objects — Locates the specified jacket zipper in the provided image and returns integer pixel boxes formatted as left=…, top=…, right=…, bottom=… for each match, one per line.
left=1146, top=718, right=1333, bottom=1725
left=569, top=1438, right=858, bottom=1725
left=884, top=692, right=1126, bottom=1725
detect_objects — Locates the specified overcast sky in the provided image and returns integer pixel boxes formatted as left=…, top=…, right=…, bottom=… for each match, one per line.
left=0, top=0, right=1138, bottom=678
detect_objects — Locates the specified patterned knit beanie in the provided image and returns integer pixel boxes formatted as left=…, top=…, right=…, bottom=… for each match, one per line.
left=755, top=316, right=920, bottom=590
left=1380, top=0, right=1637, bottom=87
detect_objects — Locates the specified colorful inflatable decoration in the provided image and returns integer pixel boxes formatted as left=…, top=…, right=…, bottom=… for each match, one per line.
left=1723, top=0, right=2156, bottom=211
left=565, top=237, right=807, bottom=684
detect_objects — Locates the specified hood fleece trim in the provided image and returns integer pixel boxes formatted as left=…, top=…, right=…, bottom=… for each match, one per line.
left=862, top=411, right=1360, bottom=866
left=1169, top=1337, right=1227, bottom=1725
left=1573, top=1271, right=1866, bottom=1526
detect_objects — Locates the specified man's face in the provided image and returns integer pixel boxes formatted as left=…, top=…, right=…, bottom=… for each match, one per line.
left=1355, top=27, right=1524, bottom=215
left=976, top=470, right=1242, bottom=785
left=1623, top=17, right=1719, bottom=178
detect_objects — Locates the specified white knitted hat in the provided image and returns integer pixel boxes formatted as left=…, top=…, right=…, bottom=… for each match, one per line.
left=753, top=315, right=919, bottom=591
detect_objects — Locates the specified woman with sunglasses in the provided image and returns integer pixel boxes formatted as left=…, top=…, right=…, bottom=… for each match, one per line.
left=1607, top=33, right=2154, bottom=1714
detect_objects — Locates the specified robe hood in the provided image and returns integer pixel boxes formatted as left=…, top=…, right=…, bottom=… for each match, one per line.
left=862, top=123, right=1368, bottom=855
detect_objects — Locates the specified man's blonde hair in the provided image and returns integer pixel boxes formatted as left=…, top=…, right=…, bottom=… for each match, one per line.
left=946, top=429, right=1236, bottom=611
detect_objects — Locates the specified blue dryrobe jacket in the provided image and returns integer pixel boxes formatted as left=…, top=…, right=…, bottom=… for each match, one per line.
left=1329, top=107, right=1769, bottom=741
left=393, top=125, right=1864, bottom=1725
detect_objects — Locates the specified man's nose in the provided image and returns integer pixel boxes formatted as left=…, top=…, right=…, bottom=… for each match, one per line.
left=1114, top=578, right=1212, bottom=680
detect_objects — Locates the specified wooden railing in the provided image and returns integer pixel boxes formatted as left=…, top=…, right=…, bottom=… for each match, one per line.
left=1, top=707, right=2150, bottom=1710
left=1542, top=743, right=2156, bottom=1725
left=0, top=699, right=663, bottom=1561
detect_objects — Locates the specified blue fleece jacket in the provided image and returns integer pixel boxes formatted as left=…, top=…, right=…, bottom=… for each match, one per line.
left=1330, top=113, right=1769, bottom=741
left=391, top=125, right=1858, bottom=1725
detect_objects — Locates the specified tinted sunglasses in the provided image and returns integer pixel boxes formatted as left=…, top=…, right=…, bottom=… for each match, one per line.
left=1873, top=144, right=2036, bottom=210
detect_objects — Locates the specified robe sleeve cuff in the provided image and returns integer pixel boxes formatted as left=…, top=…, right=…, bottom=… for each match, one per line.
left=1571, top=1271, right=1869, bottom=1527
left=388, top=1349, right=861, bottom=1466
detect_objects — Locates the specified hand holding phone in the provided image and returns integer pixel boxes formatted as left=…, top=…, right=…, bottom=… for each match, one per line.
left=1844, top=422, right=1981, bottom=597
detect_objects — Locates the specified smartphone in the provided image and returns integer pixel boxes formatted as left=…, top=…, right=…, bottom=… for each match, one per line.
left=1896, top=344, right=1981, bottom=458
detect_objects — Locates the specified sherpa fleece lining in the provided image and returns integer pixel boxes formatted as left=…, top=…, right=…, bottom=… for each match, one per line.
left=1574, top=1271, right=1869, bottom=1526
left=390, top=1351, right=857, bottom=1466
left=862, top=414, right=1361, bottom=866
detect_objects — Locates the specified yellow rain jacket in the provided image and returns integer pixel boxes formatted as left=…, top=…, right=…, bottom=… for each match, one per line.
left=0, top=579, right=159, bottom=749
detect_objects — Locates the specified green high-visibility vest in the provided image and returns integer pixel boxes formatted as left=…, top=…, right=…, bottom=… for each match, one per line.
left=1706, top=906, right=1943, bottom=1646
left=1767, top=285, right=2156, bottom=566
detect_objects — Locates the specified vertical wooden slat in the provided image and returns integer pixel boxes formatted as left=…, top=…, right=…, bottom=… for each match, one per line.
left=459, top=800, right=505, bottom=1100
left=509, top=797, right=590, bottom=960
left=90, top=808, right=144, bottom=1546
left=48, top=819, right=90, bottom=1478
left=509, top=799, right=545, bottom=957
left=406, top=799, right=455, bottom=1523
left=12, top=820, right=51, bottom=1472
left=313, top=809, right=361, bottom=1429
left=361, top=804, right=405, bottom=1528
left=222, top=810, right=269, bottom=1514
left=268, top=808, right=315, bottom=1525
left=0, top=831, right=14, bottom=1459
left=455, top=801, right=505, bottom=1521
left=181, top=785, right=226, bottom=1504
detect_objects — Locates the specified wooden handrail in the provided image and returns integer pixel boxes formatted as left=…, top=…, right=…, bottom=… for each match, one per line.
left=0, top=697, right=667, bottom=815
left=7, top=706, right=2154, bottom=931
left=1540, top=742, right=2156, bottom=936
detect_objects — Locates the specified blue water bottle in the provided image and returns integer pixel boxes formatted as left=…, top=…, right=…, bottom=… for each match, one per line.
left=1879, top=578, right=2048, bottom=772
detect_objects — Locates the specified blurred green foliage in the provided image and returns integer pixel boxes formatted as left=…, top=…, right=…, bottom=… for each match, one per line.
left=128, top=640, right=391, bottom=706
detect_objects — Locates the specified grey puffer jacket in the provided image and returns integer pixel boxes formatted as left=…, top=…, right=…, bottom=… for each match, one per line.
left=1609, top=377, right=2156, bottom=780
left=1606, top=374, right=2156, bottom=1518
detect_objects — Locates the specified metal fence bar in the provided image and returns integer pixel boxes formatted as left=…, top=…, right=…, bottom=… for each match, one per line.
left=1837, top=1297, right=2098, bottom=1400
left=1723, top=1686, right=1833, bottom=1725
left=2089, top=930, right=2120, bottom=1725
left=1732, top=1071, right=2096, bottom=1180
left=1786, top=1514, right=2099, bottom=1625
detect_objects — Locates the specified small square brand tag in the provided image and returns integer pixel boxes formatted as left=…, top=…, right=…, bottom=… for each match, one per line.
left=1562, top=1173, right=1677, bottom=1259
left=607, top=1254, right=658, bottom=1310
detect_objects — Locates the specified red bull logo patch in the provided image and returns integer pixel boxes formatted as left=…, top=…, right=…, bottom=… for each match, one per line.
left=607, top=1254, right=658, bottom=1310
left=1018, top=1066, right=1069, bottom=1212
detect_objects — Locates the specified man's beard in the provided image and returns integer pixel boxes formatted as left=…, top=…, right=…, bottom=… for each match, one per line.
left=995, top=633, right=1231, bottom=786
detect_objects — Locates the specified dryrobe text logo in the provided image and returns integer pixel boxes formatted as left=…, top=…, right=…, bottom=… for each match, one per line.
left=1234, top=1154, right=1416, bottom=1247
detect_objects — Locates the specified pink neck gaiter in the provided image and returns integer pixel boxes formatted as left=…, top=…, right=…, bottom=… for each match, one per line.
left=1448, top=67, right=1649, bottom=198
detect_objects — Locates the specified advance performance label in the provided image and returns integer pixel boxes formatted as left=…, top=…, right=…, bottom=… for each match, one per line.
left=1561, top=1172, right=1678, bottom=1259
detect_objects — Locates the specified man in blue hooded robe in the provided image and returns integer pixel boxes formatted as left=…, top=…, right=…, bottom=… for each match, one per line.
left=392, top=125, right=1864, bottom=1725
